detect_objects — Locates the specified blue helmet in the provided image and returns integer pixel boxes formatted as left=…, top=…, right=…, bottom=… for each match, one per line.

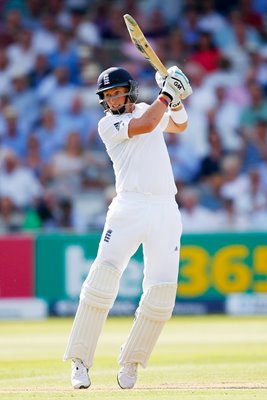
left=96, top=67, right=138, bottom=112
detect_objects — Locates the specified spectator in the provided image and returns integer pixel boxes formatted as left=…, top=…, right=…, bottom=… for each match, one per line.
left=0, top=106, right=27, bottom=158
left=165, top=132, right=200, bottom=184
left=35, top=188, right=58, bottom=230
left=166, top=28, right=187, bottom=68
left=239, top=0, right=264, bottom=32
left=204, top=55, right=242, bottom=91
left=239, top=81, right=267, bottom=136
left=141, top=0, right=182, bottom=25
left=7, top=28, right=36, bottom=74
left=0, top=195, right=24, bottom=233
left=198, top=0, right=228, bottom=36
left=38, top=65, right=77, bottom=114
left=206, top=85, right=243, bottom=153
left=49, top=131, right=107, bottom=196
left=0, top=150, right=43, bottom=209
left=69, top=7, right=101, bottom=48
left=60, top=94, right=94, bottom=146
left=32, top=13, right=58, bottom=55
left=22, top=134, right=49, bottom=181
left=179, top=61, right=215, bottom=159
left=87, top=184, right=116, bottom=231
left=21, top=206, right=42, bottom=231
left=79, top=61, right=101, bottom=108
left=180, top=5, right=201, bottom=49
left=0, top=9, right=23, bottom=48
left=215, top=8, right=261, bottom=51
left=248, top=47, right=267, bottom=93
left=214, top=196, right=250, bottom=231
left=190, top=30, right=221, bottom=72
left=0, top=48, right=12, bottom=95
left=198, top=125, right=223, bottom=180
left=220, top=154, right=250, bottom=209
left=198, top=172, right=224, bottom=211
left=79, top=62, right=105, bottom=150
left=30, top=52, right=53, bottom=88
left=179, top=186, right=218, bottom=232
left=100, top=5, right=127, bottom=41
left=145, top=8, right=170, bottom=39
left=242, top=118, right=267, bottom=171
left=56, top=196, right=75, bottom=230
left=48, top=26, right=79, bottom=83
left=236, top=167, right=267, bottom=219
left=221, top=10, right=262, bottom=75
left=35, top=106, right=65, bottom=162
left=9, top=67, right=40, bottom=130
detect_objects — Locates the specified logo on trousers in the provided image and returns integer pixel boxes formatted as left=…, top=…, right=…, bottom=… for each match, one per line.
left=104, top=229, right=112, bottom=242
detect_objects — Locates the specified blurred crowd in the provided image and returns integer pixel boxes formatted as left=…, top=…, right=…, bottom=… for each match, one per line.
left=0, top=0, right=267, bottom=233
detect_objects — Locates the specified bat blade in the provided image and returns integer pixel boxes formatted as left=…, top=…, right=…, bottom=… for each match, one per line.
left=123, top=14, right=168, bottom=78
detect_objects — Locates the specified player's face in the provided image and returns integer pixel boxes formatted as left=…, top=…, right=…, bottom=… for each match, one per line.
left=103, top=87, right=130, bottom=112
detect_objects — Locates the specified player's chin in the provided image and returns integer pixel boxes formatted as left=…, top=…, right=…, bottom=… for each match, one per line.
left=112, top=105, right=123, bottom=111
left=111, top=105, right=129, bottom=115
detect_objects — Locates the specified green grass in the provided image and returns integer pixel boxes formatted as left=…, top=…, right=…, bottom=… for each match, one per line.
left=0, top=315, right=267, bottom=399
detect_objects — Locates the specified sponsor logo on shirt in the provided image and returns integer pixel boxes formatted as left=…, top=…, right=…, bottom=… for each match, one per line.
left=114, top=121, right=124, bottom=131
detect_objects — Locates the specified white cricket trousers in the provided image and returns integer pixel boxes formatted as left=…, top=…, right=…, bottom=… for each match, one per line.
left=94, top=192, right=182, bottom=290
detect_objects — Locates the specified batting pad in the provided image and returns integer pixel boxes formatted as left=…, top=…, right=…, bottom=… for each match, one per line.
left=64, top=265, right=120, bottom=368
left=118, top=283, right=177, bottom=368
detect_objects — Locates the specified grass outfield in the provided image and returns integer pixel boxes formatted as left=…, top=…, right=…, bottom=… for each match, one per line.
left=0, top=315, right=267, bottom=399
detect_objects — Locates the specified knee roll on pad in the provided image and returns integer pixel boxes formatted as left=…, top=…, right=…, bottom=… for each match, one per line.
left=118, top=283, right=177, bottom=368
left=139, top=283, right=177, bottom=321
left=80, top=265, right=120, bottom=309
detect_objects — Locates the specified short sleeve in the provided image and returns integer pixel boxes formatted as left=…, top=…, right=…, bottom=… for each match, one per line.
left=98, top=114, right=130, bottom=150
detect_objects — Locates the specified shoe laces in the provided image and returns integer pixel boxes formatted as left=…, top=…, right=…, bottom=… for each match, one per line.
left=72, top=360, right=88, bottom=377
left=124, top=363, right=138, bottom=377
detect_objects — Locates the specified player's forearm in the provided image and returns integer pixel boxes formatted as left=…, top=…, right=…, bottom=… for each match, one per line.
left=128, top=95, right=170, bottom=137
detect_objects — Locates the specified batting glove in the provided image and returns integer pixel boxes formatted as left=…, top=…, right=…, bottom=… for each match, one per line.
left=155, top=71, right=165, bottom=91
left=161, top=74, right=182, bottom=102
left=156, top=66, right=192, bottom=101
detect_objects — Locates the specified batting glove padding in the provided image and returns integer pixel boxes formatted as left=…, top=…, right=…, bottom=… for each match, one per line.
left=156, top=66, right=192, bottom=101
left=161, top=75, right=180, bottom=102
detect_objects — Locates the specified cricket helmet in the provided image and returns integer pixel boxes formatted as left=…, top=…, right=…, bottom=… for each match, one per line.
left=96, top=67, right=138, bottom=112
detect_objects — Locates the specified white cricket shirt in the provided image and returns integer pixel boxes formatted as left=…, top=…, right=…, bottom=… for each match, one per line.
left=98, top=102, right=177, bottom=196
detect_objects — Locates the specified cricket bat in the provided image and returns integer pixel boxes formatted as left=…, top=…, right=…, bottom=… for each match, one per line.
left=123, top=14, right=168, bottom=78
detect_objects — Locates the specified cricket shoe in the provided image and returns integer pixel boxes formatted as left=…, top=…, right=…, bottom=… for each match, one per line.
left=71, top=359, right=91, bottom=389
left=117, top=363, right=138, bottom=389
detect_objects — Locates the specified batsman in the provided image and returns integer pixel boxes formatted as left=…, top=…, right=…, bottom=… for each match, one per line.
left=64, top=64, right=192, bottom=389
